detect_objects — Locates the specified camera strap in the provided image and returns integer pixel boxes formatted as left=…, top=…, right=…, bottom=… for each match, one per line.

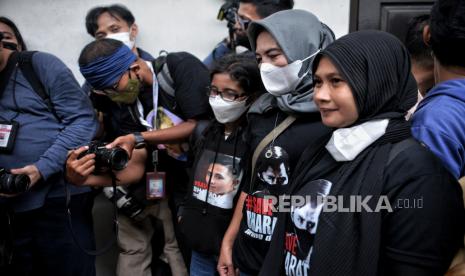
left=65, top=172, right=119, bottom=256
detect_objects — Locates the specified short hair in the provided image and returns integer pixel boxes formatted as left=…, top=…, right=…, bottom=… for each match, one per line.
left=405, top=14, right=432, bottom=68
left=239, top=0, right=294, bottom=18
left=0, top=16, right=27, bottom=51
left=430, top=0, right=465, bottom=68
left=78, top=38, right=123, bottom=66
left=85, top=4, right=135, bottom=37
left=208, top=155, right=236, bottom=176
left=210, top=52, right=265, bottom=105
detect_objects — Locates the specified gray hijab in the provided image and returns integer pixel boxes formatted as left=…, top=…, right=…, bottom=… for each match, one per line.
left=247, top=9, right=335, bottom=114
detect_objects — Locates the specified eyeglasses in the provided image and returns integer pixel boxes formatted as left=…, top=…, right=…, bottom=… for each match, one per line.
left=207, top=86, right=247, bottom=102
left=91, top=69, right=129, bottom=96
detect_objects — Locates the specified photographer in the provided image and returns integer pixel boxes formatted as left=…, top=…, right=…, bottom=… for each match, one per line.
left=82, top=4, right=156, bottom=96
left=66, top=145, right=147, bottom=189
left=204, top=0, right=294, bottom=68
left=77, top=38, right=211, bottom=276
left=0, top=17, right=98, bottom=276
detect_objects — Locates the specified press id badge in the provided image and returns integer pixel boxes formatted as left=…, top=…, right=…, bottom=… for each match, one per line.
left=0, top=121, right=19, bottom=153
left=146, top=172, right=166, bottom=200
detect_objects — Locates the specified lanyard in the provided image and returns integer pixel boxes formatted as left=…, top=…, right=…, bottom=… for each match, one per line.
left=136, top=61, right=159, bottom=130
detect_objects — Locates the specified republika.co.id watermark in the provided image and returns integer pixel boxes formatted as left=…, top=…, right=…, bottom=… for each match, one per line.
left=262, top=195, right=424, bottom=213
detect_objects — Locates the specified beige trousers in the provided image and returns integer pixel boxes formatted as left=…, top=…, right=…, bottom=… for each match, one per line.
left=116, top=199, right=188, bottom=276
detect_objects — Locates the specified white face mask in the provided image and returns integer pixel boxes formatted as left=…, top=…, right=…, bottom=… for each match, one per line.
left=106, top=28, right=135, bottom=50
left=325, top=119, right=389, bottom=161
left=209, top=96, right=249, bottom=123
left=260, top=50, right=320, bottom=96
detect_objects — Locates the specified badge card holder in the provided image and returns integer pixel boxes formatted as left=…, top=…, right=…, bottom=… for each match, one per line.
left=146, top=150, right=166, bottom=200
left=0, top=120, right=19, bottom=153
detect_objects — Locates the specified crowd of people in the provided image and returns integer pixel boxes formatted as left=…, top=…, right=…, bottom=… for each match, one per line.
left=1, top=0, right=465, bottom=275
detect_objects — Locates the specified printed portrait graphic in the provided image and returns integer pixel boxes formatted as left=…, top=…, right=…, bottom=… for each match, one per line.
left=192, top=150, right=242, bottom=209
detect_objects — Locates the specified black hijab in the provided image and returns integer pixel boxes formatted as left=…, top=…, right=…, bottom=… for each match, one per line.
left=312, top=30, right=418, bottom=123
left=259, top=31, right=419, bottom=276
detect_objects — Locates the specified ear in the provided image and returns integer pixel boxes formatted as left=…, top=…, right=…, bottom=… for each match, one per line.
left=423, top=24, right=431, bottom=46
left=130, top=62, right=141, bottom=74
left=130, top=23, right=138, bottom=39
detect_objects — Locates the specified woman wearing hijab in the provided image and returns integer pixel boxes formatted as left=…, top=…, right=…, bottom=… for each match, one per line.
left=217, top=9, right=335, bottom=276
left=260, top=30, right=465, bottom=276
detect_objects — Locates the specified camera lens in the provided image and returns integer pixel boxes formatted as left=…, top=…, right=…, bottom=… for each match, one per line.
left=109, top=148, right=129, bottom=171
left=0, top=173, right=30, bottom=194
left=12, top=174, right=30, bottom=193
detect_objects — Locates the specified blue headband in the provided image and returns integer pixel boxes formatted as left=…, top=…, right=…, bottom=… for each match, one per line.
left=80, top=45, right=137, bottom=89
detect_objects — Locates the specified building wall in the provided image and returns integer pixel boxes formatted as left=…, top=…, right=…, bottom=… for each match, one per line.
left=0, top=0, right=349, bottom=83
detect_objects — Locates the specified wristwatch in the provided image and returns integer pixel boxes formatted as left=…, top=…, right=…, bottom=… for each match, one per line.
left=133, top=132, right=146, bottom=149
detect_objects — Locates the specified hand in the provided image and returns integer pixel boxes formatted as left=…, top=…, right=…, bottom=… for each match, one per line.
left=107, top=134, right=136, bottom=158
left=217, top=244, right=235, bottom=276
left=10, top=164, right=41, bottom=187
left=66, top=146, right=95, bottom=186
left=0, top=164, right=42, bottom=197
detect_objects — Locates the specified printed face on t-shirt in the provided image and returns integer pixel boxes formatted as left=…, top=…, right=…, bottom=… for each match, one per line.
left=291, top=201, right=324, bottom=234
left=206, top=163, right=236, bottom=195
left=259, top=163, right=289, bottom=186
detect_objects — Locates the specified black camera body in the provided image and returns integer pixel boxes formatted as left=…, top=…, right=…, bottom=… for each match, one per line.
left=217, top=0, right=238, bottom=28
left=78, top=142, right=129, bottom=173
left=103, top=186, right=144, bottom=220
left=0, top=167, right=30, bottom=194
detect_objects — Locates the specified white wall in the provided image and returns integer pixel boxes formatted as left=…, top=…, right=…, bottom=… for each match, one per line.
left=1, top=0, right=349, bottom=84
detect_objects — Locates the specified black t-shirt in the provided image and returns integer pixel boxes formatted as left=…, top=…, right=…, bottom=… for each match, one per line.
left=161, top=52, right=212, bottom=120
left=91, top=51, right=210, bottom=139
left=91, top=51, right=211, bottom=201
left=282, top=153, right=338, bottom=275
left=180, top=122, right=250, bottom=255
left=232, top=109, right=331, bottom=274
left=281, top=142, right=464, bottom=276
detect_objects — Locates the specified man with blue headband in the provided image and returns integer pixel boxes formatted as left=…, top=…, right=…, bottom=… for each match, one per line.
left=81, top=4, right=156, bottom=96
left=68, top=38, right=210, bottom=276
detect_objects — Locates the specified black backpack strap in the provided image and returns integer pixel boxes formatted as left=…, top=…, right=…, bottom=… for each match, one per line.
left=388, top=138, right=418, bottom=165
left=17, top=51, right=61, bottom=122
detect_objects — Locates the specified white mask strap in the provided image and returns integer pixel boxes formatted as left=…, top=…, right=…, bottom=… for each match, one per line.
left=301, top=49, right=321, bottom=62
left=299, top=49, right=321, bottom=76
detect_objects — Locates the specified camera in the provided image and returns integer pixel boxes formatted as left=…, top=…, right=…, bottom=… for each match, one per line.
left=217, top=0, right=238, bottom=28
left=78, top=141, right=129, bottom=173
left=103, top=186, right=144, bottom=220
left=217, top=0, right=239, bottom=49
left=0, top=167, right=30, bottom=194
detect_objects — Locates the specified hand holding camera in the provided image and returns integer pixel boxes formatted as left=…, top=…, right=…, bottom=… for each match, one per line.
left=66, top=146, right=96, bottom=186
left=0, top=166, right=32, bottom=196
left=66, top=141, right=129, bottom=186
